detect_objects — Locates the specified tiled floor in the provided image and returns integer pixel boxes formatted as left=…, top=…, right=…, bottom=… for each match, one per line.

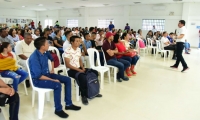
left=2, top=49, right=200, bottom=120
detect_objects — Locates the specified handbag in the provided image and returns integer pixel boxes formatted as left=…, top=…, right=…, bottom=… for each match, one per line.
left=123, top=51, right=137, bottom=57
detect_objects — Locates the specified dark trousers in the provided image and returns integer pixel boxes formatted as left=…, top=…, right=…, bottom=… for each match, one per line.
left=94, top=52, right=104, bottom=66
left=33, top=74, right=72, bottom=112
left=174, top=42, right=188, bottom=68
left=164, top=44, right=176, bottom=58
left=120, top=56, right=140, bottom=66
left=7, top=92, right=20, bottom=120
left=68, top=68, right=98, bottom=97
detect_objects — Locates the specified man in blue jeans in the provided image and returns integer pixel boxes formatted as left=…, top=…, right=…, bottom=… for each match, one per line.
left=29, top=37, right=81, bottom=118
left=102, top=32, right=130, bottom=82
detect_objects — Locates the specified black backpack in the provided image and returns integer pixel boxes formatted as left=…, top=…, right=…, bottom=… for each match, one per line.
left=75, top=69, right=100, bottom=99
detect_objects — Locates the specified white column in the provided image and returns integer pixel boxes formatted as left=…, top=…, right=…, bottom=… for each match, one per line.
left=124, top=5, right=131, bottom=29
left=182, top=3, right=190, bottom=28
left=83, top=8, right=89, bottom=27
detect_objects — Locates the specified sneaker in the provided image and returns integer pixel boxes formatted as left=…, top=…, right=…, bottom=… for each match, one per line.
left=81, top=96, right=89, bottom=105
left=181, top=67, right=189, bottom=72
left=96, top=94, right=102, bottom=98
left=170, top=65, right=178, bottom=69
left=122, top=76, right=129, bottom=81
left=117, top=78, right=122, bottom=82
left=55, top=110, right=69, bottom=118
left=65, top=104, right=81, bottom=111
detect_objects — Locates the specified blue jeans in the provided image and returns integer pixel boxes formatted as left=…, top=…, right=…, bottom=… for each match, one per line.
left=107, top=58, right=130, bottom=79
left=121, top=55, right=140, bottom=65
left=33, top=74, right=72, bottom=112
left=185, top=42, right=190, bottom=53
left=1, top=68, right=28, bottom=91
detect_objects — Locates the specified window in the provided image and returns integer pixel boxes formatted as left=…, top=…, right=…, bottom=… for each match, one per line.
left=67, top=19, right=78, bottom=28
left=98, top=19, right=114, bottom=28
left=142, top=19, right=165, bottom=31
left=45, top=19, right=52, bottom=27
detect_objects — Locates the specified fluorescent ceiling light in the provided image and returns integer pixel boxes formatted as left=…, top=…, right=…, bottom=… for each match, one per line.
left=22, top=6, right=25, bottom=7
left=38, top=4, right=43, bottom=6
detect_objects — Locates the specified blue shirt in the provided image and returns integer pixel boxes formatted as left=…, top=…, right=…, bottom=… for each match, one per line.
left=167, top=36, right=173, bottom=43
left=108, top=24, right=115, bottom=31
left=51, top=32, right=56, bottom=39
left=29, top=50, right=54, bottom=80
left=62, top=35, right=67, bottom=41
left=84, top=40, right=92, bottom=49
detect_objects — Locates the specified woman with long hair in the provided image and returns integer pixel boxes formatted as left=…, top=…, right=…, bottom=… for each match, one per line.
left=0, top=42, right=28, bottom=91
left=16, top=29, right=24, bottom=40
left=114, top=34, right=139, bottom=76
left=8, top=28, right=20, bottom=43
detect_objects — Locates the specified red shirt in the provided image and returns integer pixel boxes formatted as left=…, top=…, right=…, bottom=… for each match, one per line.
left=0, top=52, right=13, bottom=59
left=115, top=42, right=126, bottom=59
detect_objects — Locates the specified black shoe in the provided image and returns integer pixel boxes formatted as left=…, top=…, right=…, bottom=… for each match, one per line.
left=55, top=110, right=69, bottom=118
left=172, top=57, right=177, bottom=60
left=181, top=67, right=189, bottom=72
left=25, top=80, right=30, bottom=88
left=81, top=96, right=89, bottom=105
left=122, top=76, right=129, bottom=81
left=65, top=104, right=81, bottom=111
left=96, top=94, right=102, bottom=98
left=117, top=78, right=122, bottom=82
left=170, top=65, right=178, bottom=69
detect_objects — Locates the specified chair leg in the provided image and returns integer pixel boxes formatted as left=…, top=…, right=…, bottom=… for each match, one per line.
left=100, top=72, right=104, bottom=89
left=164, top=52, right=166, bottom=61
left=23, top=81, right=28, bottom=95
left=1, top=107, right=7, bottom=120
left=75, top=82, right=79, bottom=101
left=32, top=90, right=35, bottom=107
left=113, top=68, right=117, bottom=83
left=38, top=92, right=45, bottom=119
left=46, top=92, right=50, bottom=102
left=107, top=70, right=111, bottom=84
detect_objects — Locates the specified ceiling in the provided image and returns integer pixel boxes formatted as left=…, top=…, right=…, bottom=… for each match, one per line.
left=0, top=0, right=200, bottom=11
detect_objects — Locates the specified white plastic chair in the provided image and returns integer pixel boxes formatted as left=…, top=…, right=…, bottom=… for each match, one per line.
left=136, top=39, right=148, bottom=56
left=147, top=38, right=157, bottom=56
left=0, top=52, right=28, bottom=95
left=156, top=41, right=170, bottom=61
left=48, top=46, right=66, bottom=75
left=87, top=48, right=110, bottom=89
left=26, top=59, right=53, bottom=120
left=101, top=48, right=118, bottom=83
left=62, top=53, right=79, bottom=101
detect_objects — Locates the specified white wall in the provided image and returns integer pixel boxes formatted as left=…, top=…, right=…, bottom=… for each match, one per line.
left=0, top=8, right=36, bottom=27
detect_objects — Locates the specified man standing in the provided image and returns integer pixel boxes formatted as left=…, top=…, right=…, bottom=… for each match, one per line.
left=108, top=21, right=115, bottom=31
left=29, top=37, right=81, bottom=118
left=152, top=25, right=157, bottom=34
left=170, top=20, right=189, bottom=72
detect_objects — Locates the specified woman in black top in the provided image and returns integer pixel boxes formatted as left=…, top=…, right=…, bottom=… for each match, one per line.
left=53, top=30, right=64, bottom=55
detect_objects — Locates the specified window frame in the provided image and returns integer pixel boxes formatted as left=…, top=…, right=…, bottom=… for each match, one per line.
left=67, top=19, right=78, bottom=28
left=142, top=19, right=165, bottom=31
left=98, top=19, right=114, bottom=28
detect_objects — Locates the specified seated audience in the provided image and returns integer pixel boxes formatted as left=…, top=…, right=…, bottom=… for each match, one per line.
left=51, top=27, right=57, bottom=39
left=95, top=30, right=104, bottom=50
left=53, top=30, right=64, bottom=55
left=32, top=29, right=40, bottom=40
left=114, top=34, right=139, bottom=76
left=161, top=31, right=176, bottom=59
left=8, top=28, right=20, bottom=43
left=89, top=27, right=95, bottom=37
left=102, top=32, right=129, bottom=82
left=16, top=29, right=24, bottom=40
left=0, top=28, right=15, bottom=48
left=0, top=42, right=28, bottom=91
left=153, top=32, right=158, bottom=40
left=83, top=33, right=92, bottom=54
left=63, top=31, right=73, bottom=51
left=65, top=36, right=102, bottom=105
left=29, top=37, right=81, bottom=118
left=42, top=28, right=53, bottom=46
left=0, top=79, right=20, bottom=120
left=185, top=39, right=190, bottom=54
left=167, top=32, right=175, bottom=44
left=137, top=29, right=146, bottom=45
left=15, top=33, right=35, bottom=87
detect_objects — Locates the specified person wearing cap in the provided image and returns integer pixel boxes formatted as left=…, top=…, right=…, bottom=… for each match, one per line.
left=102, top=32, right=130, bottom=82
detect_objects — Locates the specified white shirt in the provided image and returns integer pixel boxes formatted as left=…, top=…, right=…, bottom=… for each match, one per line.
left=176, top=26, right=187, bottom=42
left=161, top=37, right=170, bottom=47
left=32, top=34, right=39, bottom=40
left=64, top=46, right=81, bottom=68
left=15, top=40, right=35, bottom=59
left=152, top=28, right=157, bottom=33
left=95, top=34, right=104, bottom=46
left=63, top=40, right=71, bottom=51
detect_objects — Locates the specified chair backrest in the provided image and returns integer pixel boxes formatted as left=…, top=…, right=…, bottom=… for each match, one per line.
left=26, top=58, right=36, bottom=89
left=101, top=48, right=108, bottom=66
left=156, top=40, right=162, bottom=51
left=62, top=53, right=69, bottom=76
left=48, top=46, right=61, bottom=64
left=87, top=48, right=100, bottom=68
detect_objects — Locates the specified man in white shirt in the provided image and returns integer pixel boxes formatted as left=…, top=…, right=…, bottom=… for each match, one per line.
left=15, top=33, right=35, bottom=70
left=161, top=31, right=176, bottom=59
left=63, top=31, right=72, bottom=51
left=170, top=20, right=189, bottom=72
left=152, top=25, right=157, bottom=34
left=95, top=30, right=104, bottom=50
left=64, top=36, right=102, bottom=105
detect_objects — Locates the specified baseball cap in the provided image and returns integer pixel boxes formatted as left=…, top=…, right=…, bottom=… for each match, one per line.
left=106, top=32, right=114, bottom=39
